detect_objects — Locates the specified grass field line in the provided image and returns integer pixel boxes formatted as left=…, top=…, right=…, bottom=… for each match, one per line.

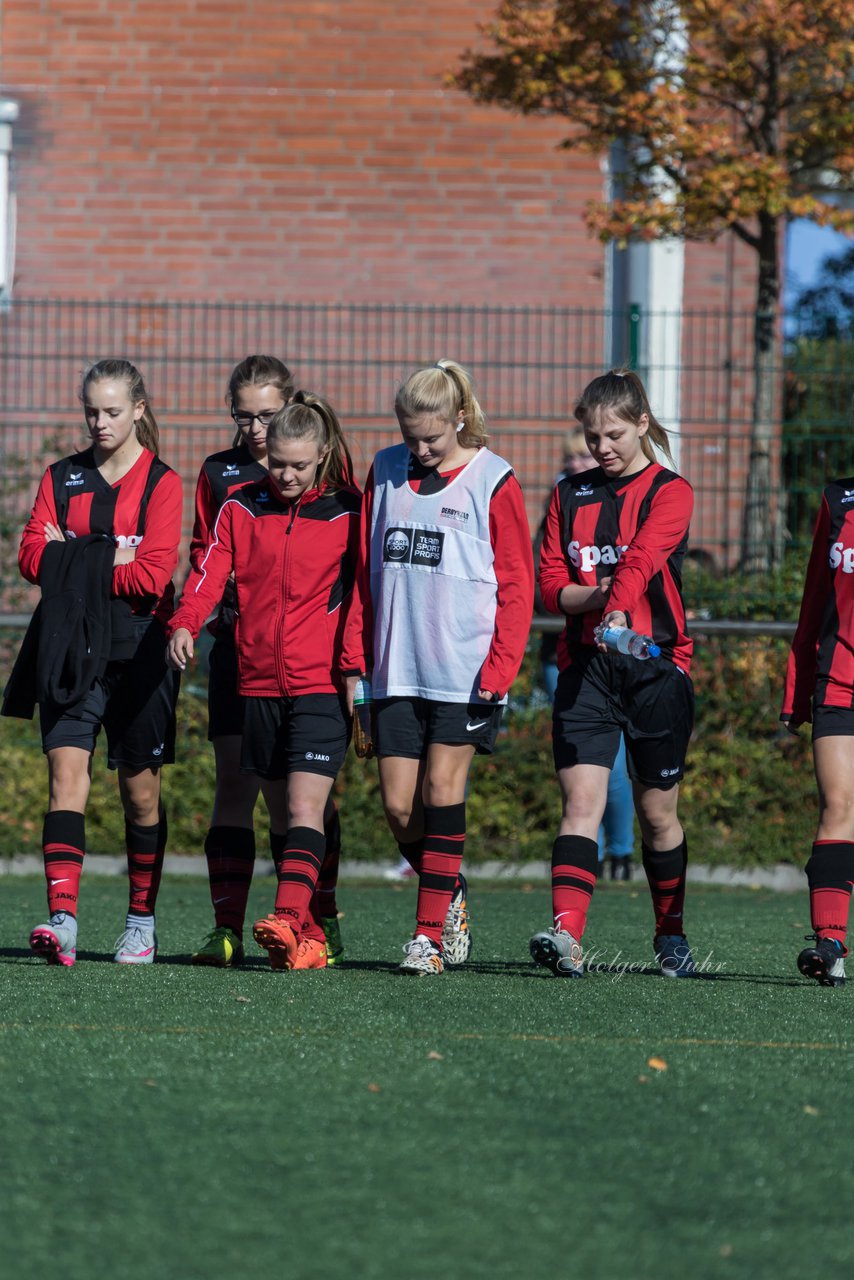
left=0, top=1019, right=849, bottom=1053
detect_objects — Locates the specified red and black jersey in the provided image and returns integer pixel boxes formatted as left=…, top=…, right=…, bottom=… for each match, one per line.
left=539, top=461, right=693, bottom=673
left=782, top=479, right=854, bottom=723
left=169, top=478, right=365, bottom=697
left=190, top=443, right=267, bottom=570
left=19, top=447, right=183, bottom=628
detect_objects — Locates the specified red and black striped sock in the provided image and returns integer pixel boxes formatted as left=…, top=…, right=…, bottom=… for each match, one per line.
left=642, top=837, right=688, bottom=937
left=271, top=826, right=326, bottom=934
left=43, top=810, right=85, bottom=918
left=551, top=834, right=599, bottom=939
left=807, top=840, right=854, bottom=953
left=204, top=825, right=256, bottom=933
left=126, top=813, right=165, bottom=917
left=315, top=804, right=341, bottom=920
left=415, top=803, right=466, bottom=946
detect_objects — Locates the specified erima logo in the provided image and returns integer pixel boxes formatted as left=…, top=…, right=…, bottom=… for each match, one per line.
left=830, top=543, right=854, bottom=571
left=843, top=490, right=854, bottom=504
left=567, top=541, right=627, bottom=573
left=577, top=484, right=594, bottom=497
left=384, top=526, right=445, bottom=567
left=114, top=534, right=143, bottom=549
left=223, top=465, right=241, bottom=477
left=305, top=751, right=331, bottom=762
left=256, top=490, right=270, bottom=503
left=65, top=472, right=85, bottom=487
left=441, top=506, right=470, bottom=523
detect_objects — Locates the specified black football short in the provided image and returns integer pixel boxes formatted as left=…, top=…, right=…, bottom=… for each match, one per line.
left=375, top=696, right=504, bottom=759
left=552, top=649, right=694, bottom=788
left=207, top=630, right=244, bottom=740
left=40, top=619, right=179, bottom=770
left=812, top=704, right=854, bottom=741
left=241, top=693, right=351, bottom=780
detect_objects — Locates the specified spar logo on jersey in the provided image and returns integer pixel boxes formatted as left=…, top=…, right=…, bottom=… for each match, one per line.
left=384, top=526, right=445, bottom=567
left=567, top=541, right=628, bottom=573
left=65, top=472, right=85, bottom=487
left=830, top=542, right=854, bottom=572
left=114, top=534, right=143, bottom=549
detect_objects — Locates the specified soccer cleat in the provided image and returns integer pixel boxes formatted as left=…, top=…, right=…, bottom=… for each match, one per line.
left=114, top=921, right=158, bottom=965
left=252, top=914, right=299, bottom=971
left=399, top=934, right=444, bottom=976
left=191, top=925, right=245, bottom=968
left=442, top=873, right=472, bottom=966
left=321, top=915, right=344, bottom=966
left=654, top=934, right=696, bottom=978
left=529, top=926, right=584, bottom=978
left=797, top=934, right=846, bottom=987
left=30, top=912, right=77, bottom=967
left=292, top=937, right=328, bottom=970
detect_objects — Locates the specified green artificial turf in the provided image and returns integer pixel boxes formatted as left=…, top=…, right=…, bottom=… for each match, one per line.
left=1, top=878, right=851, bottom=1280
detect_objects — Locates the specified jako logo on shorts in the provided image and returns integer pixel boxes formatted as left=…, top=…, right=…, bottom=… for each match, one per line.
left=567, top=541, right=628, bottom=573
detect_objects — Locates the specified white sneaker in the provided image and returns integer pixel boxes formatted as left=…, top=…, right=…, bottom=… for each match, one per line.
left=442, top=873, right=472, bottom=966
left=529, top=926, right=584, bottom=978
left=114, top=921, right=158, bottom=965
left=399, top=934, right=444, bottom=976
left=30, top=911, right=77, bottom=967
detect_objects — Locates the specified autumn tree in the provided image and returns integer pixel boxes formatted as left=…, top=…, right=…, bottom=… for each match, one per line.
left=455, top=0, right=854, bottom=570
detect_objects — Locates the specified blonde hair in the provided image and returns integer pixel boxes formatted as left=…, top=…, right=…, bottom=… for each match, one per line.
left=395, top=359, right=488, bottom=449
left=80, top=359, right=160, bottom=454
left=267, top=390, right=353, bottom=491
left=226, top=354, right=295, bottom=448
left=574, top=369, right=674, bottom=466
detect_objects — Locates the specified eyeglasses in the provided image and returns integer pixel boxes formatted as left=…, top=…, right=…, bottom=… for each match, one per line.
left=231, top=410, right=278, bottom=430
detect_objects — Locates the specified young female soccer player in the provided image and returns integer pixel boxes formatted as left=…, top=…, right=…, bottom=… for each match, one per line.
left=166, top=393, right=363, bottom=972
left=15, top=359, right=182, bottom=966
left=361, top=359, right=534, bottom=975
left=188, top=356, right=346, bottom=968
left=530, top=369, right=695, bottom=979
left=782, top=477, right=854, bottom=987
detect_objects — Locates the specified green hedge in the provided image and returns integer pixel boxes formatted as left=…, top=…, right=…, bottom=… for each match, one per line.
left=0, top=635, right=816, bottom=868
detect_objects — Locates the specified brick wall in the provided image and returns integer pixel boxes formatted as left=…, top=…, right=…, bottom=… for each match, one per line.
left=3, top=0, right=608, bottom=305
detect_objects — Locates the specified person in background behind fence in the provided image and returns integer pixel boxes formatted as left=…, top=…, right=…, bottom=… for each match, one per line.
left=7, top=359, right=182, bottom=966
left=167, top=393, right=363, bottom=972
left=187, top=356, right=347, bottom=970
left=535, top=427, right=636, bottom=881
left=358, top=359, right=534, bottom=975
left=531, top=369, right=696, bottom=980
left=781, top=467, right=854, bottom=988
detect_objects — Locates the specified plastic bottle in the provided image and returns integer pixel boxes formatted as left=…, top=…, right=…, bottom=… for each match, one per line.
left=593, top=623, right=661, bottom=660
left=353, top=676, right=374, bottom=758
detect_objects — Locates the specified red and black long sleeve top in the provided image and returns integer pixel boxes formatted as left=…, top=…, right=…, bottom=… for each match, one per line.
left=539, top=460, right=693, bottom=673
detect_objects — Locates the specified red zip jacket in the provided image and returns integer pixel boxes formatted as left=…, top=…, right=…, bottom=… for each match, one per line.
left=19, top=447, right=182, bottom=626
left=168, top=477, right=365, bottom=696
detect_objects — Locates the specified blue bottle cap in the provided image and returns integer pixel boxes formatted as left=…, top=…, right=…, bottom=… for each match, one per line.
left=648, top=643, right=661, bottom=658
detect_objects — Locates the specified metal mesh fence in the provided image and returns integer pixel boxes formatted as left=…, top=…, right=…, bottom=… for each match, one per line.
left=2, top=298, right=853, bottom=620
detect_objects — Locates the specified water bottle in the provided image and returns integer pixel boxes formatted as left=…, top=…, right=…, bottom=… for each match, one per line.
left=353, top=676, right=374, bottom=759
left=594, top=623, right=661, bottom=661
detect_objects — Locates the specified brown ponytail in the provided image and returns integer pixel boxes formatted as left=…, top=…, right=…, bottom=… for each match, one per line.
left=574, top=368, right=673, bottom=466
left=267, top=391, right=353, bottom=491
left=80, top=359, right=160, bottom=454
left=226, top=354, right=295, bottom=448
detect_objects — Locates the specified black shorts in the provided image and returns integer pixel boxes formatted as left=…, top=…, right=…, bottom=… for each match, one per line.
left=812, top=704, right=854, bottom=741
left=207, top=630, right=244, bottom=740
left=241, top=693, right=351, bottom=780
left=40, top=619, right=179, bottom=770
left=552, top=650, right=694, bottom=788
left=375, top=696, right=504, bottom=759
